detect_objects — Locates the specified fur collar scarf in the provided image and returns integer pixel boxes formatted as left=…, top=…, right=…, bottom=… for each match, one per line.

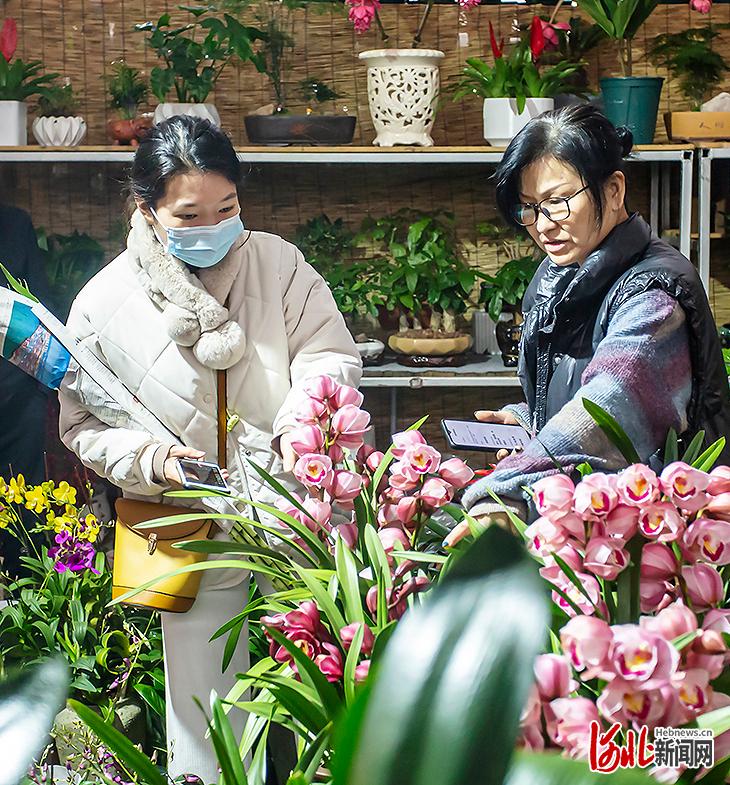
left=126, top=209, right=247, bottom=370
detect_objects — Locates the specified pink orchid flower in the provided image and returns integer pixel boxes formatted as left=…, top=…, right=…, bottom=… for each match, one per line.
left=533, top=474, right=575, bottom=521
left=402, top=443, right=441, bottom=476
left=288, top=424, right=325, bottom=457
left=690, top=0, right=712, bottom=13
left=660, top=462, right=710, bottom=513
left=559, top=615, right=613, bottom=673
left=638, top=502, right=685, bottom=542
left=326, top=469, right=363, bottom=506
left=354, top=660, right=371, bottom=683
left=640, top=600, right=698, bottom=641
left=640, top=577, right=676, bottom=614
left=607, top=625, right=680, bottom=686
left=707, top=465, right=730, bottom=495
left=597, top=679, right=678, bottom=729
left=391, top=430, right=427, bottom=459
left=641, top=542, right=678, bottom=581
left=419, top=477, right=454, bottom=509
left=438, top=457, right=475, bottom=489
left=293, top=453, right=333, bottom=489
left=603, top=504, right=640, bottom=542
left=672, top=669, right=711, bottom=716
left=525, top=516, right=569, bottom=559
left=681, top=564, right=724, bottom=610
left=340, top=622, right=375, bottom=656
left=682, top=517, right=730, bottom=565
left=294, top=398, right=329, bottom=426
left=315, top=642, right=345, bottom=683
left=345, top=0, right=380, bottom=33
left=534, top=654, right=576, bottom=701
left=332, top=384, right=364, bottom=410
left=547, top=697, right=600, bottom=760
left=304, top=375, right=339, bottom=403
left=583, top=536, right=629, bottom=580
left=617, top=464, right=660, bottom=507
left=573, top=473, right=619, bottom=519
left=539, top=18, right=570, bottom=50
left=331, top=404, right=371, bottom=450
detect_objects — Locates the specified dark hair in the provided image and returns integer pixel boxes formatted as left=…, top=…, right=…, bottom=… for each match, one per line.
left=494, top=105, right=633, bottom=229
left=129, top=115, right=241, bottom=209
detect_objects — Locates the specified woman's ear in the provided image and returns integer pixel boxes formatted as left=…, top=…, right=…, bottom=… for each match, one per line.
left=136, top=198, right=155, bottom=225
left=605, top=171, right=627, bottom=212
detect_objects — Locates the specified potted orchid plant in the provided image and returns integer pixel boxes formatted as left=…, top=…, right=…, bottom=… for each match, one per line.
left=0, top=18, right=57, bottom=145
left=453, top=17, right=583, bottom=146
left=351, top=0, right=481, bottom=146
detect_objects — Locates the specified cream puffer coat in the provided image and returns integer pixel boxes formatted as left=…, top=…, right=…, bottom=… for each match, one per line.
left=58, top=224, right=362, bottom=513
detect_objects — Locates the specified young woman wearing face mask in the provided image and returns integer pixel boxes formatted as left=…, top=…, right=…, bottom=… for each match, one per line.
left=445, top=104, right=730, bottom=546
left=58, top=116, right=361, bottom=779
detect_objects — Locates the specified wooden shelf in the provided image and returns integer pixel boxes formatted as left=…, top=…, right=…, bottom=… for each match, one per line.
left=0, top=143, right=695, bottom=164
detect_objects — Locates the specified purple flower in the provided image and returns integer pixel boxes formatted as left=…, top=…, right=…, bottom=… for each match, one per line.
left=48, top=530, right=99, bottom=574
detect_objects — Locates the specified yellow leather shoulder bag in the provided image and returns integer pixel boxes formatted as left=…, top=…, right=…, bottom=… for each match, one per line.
left=111, top=370, right=228, bottom=613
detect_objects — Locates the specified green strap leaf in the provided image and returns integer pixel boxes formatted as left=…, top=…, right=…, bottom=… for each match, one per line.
left=582, top=398, right=640, bottom=464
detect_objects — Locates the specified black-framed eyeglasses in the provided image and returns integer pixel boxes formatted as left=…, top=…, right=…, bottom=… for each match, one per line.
left=512, top=185, right=589, bottom=227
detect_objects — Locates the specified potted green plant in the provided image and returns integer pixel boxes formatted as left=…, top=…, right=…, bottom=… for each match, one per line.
left=31, top=80, right=87, bottom=147
left=575, top=0, right=662, bottom=143
left=135, top=4, right=266, bottom=126
left=478, top=252, right=540, bottom=366
left=294, top=214, right=385, bottom=359
left=358, top=210, right=478, bottom=359
left=351, top=0, right=479, bottom=146
left=648, top=26, right=730, bottom=141
left=104, top=61, right=153, bottom=147
left=36, top=228, right=105, bottom=319
left=453, top=18, right=583, bottom=147
left=0, top=18, right=57, bottom=145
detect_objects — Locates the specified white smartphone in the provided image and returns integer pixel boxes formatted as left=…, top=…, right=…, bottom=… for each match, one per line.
left=441, top=418, right=531, bottom=453
left=176, top=458, right=230, bottom=494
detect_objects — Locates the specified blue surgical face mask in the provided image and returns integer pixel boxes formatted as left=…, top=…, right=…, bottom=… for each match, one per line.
left=151, top=207, right=244, bottom=269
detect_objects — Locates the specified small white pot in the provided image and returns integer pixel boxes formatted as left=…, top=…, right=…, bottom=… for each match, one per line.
left=0, top=100, right=27, bottom=145
left=359, top=49, right=444, bottom=147
left=153, top=102, right=221, bottom=126
left=483, top=97, right=554, bottom=146
left=32, top=116, right=87, bottom=147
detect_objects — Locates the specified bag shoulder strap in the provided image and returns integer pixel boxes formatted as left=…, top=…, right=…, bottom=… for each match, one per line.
left=217, top=369, right=227, bottom=469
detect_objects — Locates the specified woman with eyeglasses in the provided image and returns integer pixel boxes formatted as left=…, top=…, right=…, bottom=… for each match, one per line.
left=445, top=104, right=730, bottom=543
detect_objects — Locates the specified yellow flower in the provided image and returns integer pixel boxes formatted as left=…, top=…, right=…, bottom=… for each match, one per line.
left=79, top=513, right=100, bottom=543
left=0, top=477, right=7, bottom=498
left=24, top=486, right=48, bottom=514
left=0, top=505, right=12, bottom=530
left=52, top=515, right=74, bottom=534
left=52, top=481, right=77, bottom=506
left=7, top=475, right=26, bottom=504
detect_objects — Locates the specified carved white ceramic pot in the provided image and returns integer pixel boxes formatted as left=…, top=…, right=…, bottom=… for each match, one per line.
left=32, top=116, right=87, bottom=147
left=359, top=49, right=444, bottom=147
left=153, top=102, right=221, bottom=126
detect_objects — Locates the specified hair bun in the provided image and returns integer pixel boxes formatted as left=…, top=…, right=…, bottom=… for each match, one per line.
left=616, top=126, right=634, bottom=157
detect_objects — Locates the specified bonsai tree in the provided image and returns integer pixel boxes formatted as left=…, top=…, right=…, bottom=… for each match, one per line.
left=36, top=81, right=79, bottom=118
left=300, top=78, right=342, bottom=114
left=648, top=26, right=730, bottom=110
left=135, top=5, right=267, bottom=104
left=105, top=61, right=149, bottom=120
left=575, top=0, right=657, bottom=77
left=453, top=17, right=584, bottom=113
left=358, top=210, right=478, bottom=332
left=0, top=18, right=57, bottom=102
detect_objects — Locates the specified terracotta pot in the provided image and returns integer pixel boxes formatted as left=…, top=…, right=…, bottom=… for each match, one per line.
left=107, top=115, right=153, bottom=147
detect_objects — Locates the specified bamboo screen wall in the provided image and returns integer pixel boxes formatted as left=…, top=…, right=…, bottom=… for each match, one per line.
left=1, top=0, right=730, bottom=447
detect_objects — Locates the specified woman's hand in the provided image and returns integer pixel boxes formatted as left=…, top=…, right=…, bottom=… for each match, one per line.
left=475, top=409, right=523, bottom=462
left=163, top=445, right=206, bottom=487
left=279, top=431, right=298, bottom=473
left=443, top=511, right=514, bottom=548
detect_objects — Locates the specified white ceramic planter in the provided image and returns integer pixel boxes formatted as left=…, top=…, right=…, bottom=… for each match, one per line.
left=0, top=100, right=27, bottom=145
left=153, top=102, right=221, bottom=126
left=483, top=97, right=554, bottom=146
left=359, top=49, right=444, bottom=147
left=32, top=116, right=87, bottom=147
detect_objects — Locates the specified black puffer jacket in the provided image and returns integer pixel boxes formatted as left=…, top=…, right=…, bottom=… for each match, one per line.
left=519, top=213, right=730, bottom=461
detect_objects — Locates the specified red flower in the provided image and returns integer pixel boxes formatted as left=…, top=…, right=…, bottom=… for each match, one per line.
left=530, top=15, right=546, bottom=61
left=540, top=18, right=570, bottom=51
left=489, top=21, right=504, bottom=60
left=0, top=18, right=17, bottom=61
